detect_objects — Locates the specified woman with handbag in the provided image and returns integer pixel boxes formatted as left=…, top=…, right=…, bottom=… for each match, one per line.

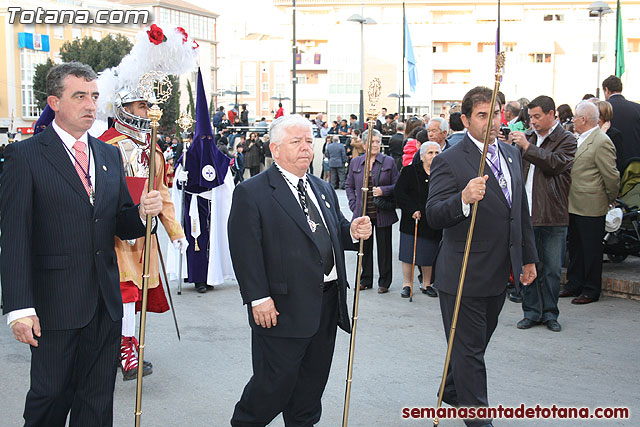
left=393, top=142, right=442, bottom=298
left=345, top=129, right=399, bottom=294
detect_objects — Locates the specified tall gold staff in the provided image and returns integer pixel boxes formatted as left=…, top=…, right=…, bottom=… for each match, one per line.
left=174, top=111, right=194, bottom=295
left=342, top=77, right=381, bottom=427
left=135, top=70, right=173, bottom=427
left=433, top=52, right=506, bottom=426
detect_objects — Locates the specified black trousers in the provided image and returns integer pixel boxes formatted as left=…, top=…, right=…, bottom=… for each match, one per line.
left=231, top=285, right=338, bottom=427
left=359, top=222, right=392, bottom=289
left=438, top=290, right=506, bottom=427
left=249, top=166, right=261, bottom=177
left=565, top=214, right=605, bottom=299
left=24, top=295, right=121, bottom=427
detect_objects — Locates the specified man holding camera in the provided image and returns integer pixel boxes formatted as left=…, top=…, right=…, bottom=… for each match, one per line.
left=509, top=95, right=576, bottom=332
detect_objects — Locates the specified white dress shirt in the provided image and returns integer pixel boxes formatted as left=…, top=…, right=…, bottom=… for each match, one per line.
left=577, top=126, right=599, bottom=149
left=251, top=163, right=339, bottom=307
left=461, top=134, right=513, bottom=217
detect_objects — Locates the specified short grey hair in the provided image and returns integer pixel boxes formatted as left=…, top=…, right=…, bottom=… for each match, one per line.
left=46, top=62, right=97, bottom=98
left=269, top=114, right=313, bottom=145
left=361, top=129, right=382, bottom=142
left=420, top=141, right=441, bottom=157
left=575, top=101, right=599, bottom=125
left=429, top=117, right=449, bottom=133
left=396, top=122, right=405, bottom=131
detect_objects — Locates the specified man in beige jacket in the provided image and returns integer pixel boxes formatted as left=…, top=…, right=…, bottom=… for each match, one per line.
left=561, top=101, right=619, bottom=304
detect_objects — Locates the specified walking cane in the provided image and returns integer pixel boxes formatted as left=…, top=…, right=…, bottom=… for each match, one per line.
left=409, top=217, right=419, bottom=302
left=342, top=78, right=381, bottom=427
left=135, top=71, right=172, bottom=427
left=175, top=112, right=195, bottom=296
left=432, top=53, right=505, bottom=426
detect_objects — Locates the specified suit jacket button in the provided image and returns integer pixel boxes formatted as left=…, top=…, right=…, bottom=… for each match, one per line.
left=96, top=250, right=101, bottom=255
left=94, top=218, right=99, bottom=223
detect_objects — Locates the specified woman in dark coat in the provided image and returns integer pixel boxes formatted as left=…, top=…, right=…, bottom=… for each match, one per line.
left=243, top=132, right=263, bottom=177
left=345, top=129, right=399, bottom=293
left=393, top=141, right=442, bottom=297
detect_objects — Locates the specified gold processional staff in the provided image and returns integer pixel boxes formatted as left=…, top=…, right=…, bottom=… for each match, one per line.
left=342, top=77, right=381, bottom=427
left=134, top=70, right=173, bottom=427
left=432, top=52, right=506, bottom=426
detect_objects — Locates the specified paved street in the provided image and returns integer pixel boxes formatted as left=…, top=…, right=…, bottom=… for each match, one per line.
left=1, top=189, right=638, bottom=426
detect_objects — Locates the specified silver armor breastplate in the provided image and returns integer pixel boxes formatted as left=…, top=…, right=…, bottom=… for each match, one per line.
left=114, top=122, right=150, bottom=178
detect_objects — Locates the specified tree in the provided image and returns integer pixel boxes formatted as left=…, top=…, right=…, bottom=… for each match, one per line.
left=32, top=34, right=133, bottom=109
left=185, top=79, right=196, bottom=121
left=159, top=75, right=181, bottom=137
left=33, top=58, right=54, bottom=109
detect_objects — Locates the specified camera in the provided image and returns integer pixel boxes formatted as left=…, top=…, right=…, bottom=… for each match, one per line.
left=500, top=125, right=511, bottom=139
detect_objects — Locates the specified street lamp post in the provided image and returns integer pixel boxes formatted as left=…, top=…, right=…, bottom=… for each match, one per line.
left=224, top=85, right=250, bottom=108
left=588, top=1, right=613, bottom=98
left=387, top=93, right=411, bottom=120
left=347, top=13, right=376, bottom=130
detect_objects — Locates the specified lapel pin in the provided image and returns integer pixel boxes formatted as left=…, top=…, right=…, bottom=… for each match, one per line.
left=508, top=157, right=513, bottom=163
left=325, top=201, right=331, bottom=209
left=103, top=165, right=108, bottom=171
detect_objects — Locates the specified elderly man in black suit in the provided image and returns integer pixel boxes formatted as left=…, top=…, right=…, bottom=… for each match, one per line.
left=602, top=75, right=640, bottom=171
left=1, top=62, right=163, bottom=426
left=426, top=86, right=538, bottom=427
left=228, top=114, right=371, bottom=427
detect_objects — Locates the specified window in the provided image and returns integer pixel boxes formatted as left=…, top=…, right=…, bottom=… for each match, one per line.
left=159, top=8, right=169, bottom=24
left=297, top=74, right=307, bottom=85
left=629, top=39, right=640, bottom=53
left=243, top=62, right=256, bottom=94
left=329, top=71, right=358, bottom=94
left=592, top=54, right=606, bottom=63
left=275, top=83, right=285, bottom=95
left=262, top=101, right=269, bottom=113
left=328, top=103, right=359, bottom=122
left=262, top=82, right=269, bottom=92
left=20, top=49, right=48, bottom=118
left=543, top=14, right=564, bottom=22
left=529, top=53, right=551, bottom=63
left=432, top=70, right=471, bottom=84
left=53, top=25, right=64, bottom=40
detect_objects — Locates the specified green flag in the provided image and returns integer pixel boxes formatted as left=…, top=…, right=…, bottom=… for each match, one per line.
left=616, top=0, right=625, bottom=77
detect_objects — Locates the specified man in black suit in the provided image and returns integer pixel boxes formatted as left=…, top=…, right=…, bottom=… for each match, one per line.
left=1, top=62, right=163, bottom=426
left=426, top=87, right=538, bottom=427
left=602, top=75, right=640, bottom=171
left=228, top=114, right=371, bottom=427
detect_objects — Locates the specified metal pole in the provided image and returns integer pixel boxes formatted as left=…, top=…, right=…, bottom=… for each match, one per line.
left=292, top=0, right=297, bottom=114
left=359, top=22, right=365, bottom=130
left=596, top=12, right=602, bottom=98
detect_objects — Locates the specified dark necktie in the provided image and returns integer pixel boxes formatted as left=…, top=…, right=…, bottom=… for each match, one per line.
left=297, top=179, right=335, bottom=276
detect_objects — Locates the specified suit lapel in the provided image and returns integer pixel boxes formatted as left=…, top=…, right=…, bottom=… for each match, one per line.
left=90, top=136, right=107, bottom=212
left=268, top=166, right=316, bottom=244
left=39, top=126, right=92, bottom=205
left=575, top=128, right=599, bottom=161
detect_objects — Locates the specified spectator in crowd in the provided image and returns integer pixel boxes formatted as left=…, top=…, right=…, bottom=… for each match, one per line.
left=244, top=132, right=263, bottom=177
left=326, top=135, right=348, bottom=189
left=350, top=129, right=365, bottom=158
left=401, top=117, right=425, bottom=167
left=505, top=101, right=521, bottom=126
left=394, top=141, right=442, bottom=298
left=388, top=122, right=405, bottom=171
left=321, top=135, right=331, bottom=182
left=320, top=121, right=329, bottom=139
left=315, top=113, right=325, bottom=138
left=561, top=101, right=619, bottom=305
left=233, top=142, right=245, bottom=185
left=602, top=75, right=640, bottom=170
left=407, top=128, right=429, bottom=166
left=212, top=106, right=225, bottom=132
left=447, top=112, right=466, bottom=146
left=256, top=117, right=268, bottom=128
left=228, top=105, right=238, bottom=124
left=217, top=138, right=230, bottom=157
left=378, top=107, right=388, bottom=124
left=328, top=120, right=339, bottom=136
left=172, top=136, right=183, bottom=166
left=557, top=104, right=574, bottom=134
left=349, top=114, right=360, bottom=132
left=262, top=134, right=273, bottom=169
left=510, top=107, right=531, bottom=132
left=345, top=129, right=399, bottom=294
left=427, top=117, right=450, bottom=151
left=382, top=115, right=397, bottom=136
left=228, top=116, right=243, bottom=149
left=592, top=100, right=625, bottom=174
left=240, top=104, right=249, bottom=126
left=582, top=93, right=596, bottom=100
left=338, top=119, right=350, bottom=144
left=510, top=95, right=576, bottom=332
left=274, top=102, right=284, bottom=118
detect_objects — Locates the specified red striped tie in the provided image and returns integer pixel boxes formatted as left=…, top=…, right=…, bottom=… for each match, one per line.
left=72, top=140, right=91, bottom=196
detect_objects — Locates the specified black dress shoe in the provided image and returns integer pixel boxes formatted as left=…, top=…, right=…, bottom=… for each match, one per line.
left=424, top=286, right=438, bottom=298
left=559, top=288, right=578, bottom=298
left=377, top=287, right=389, bottom=294
left=359, top=284, right=372, bottom=291
left=400, top=286, right=411, bottom=298
left=572, top=295, right=598, bottom=304
left=508, top=290, right=523, bottom=303
left=196, top=283, right=207, bottom=293
left=516, top=318, right=540, bottom=329
left=544, top=319, right=562, bottom=332
left=143, top=360, right=153, bottom=369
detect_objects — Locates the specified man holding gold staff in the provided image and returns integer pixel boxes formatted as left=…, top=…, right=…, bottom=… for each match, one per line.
left=427, top=86, right=537, bottom=427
